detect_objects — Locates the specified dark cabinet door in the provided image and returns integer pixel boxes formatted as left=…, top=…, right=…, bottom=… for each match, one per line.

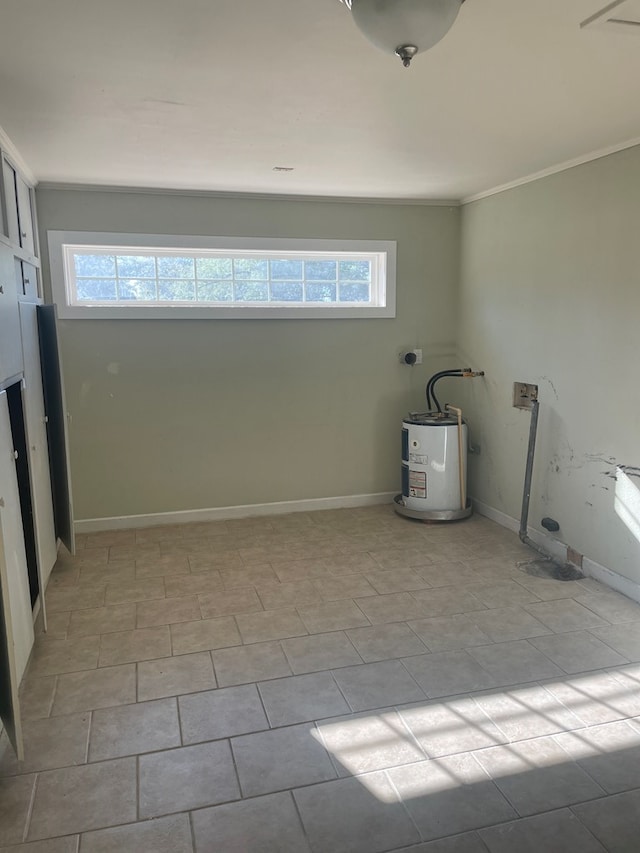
left=37, top=304, right=75, bottom=555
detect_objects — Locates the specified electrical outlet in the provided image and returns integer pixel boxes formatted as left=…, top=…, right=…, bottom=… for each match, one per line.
left=513, top=382, right=538, bottom=410
left=414, top=348, right=423, bottom=364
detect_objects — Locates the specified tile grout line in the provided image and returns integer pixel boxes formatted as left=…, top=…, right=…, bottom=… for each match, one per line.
left=135, top=754, right=140, bottom=822
left=312, top=717, right=344, bottom=779
left=566, top=807, right=612, bottom=850
left=175, top=695, right=185, bottom=747
left=254, top=664, right=278, bottom=727
left=327, top=668, right=356, bottom=715
left=534, top=678, right=605, bottom=730
left=585, top=625, right=636, bottom=661
left=341, top=627, right=367, bottom=665
left=288, top=787, right=314, bottom=849
left=226, top=736, right=245, bottom=800
left=21, top=771, right=38, bottom=843
left=392, top=705, right=429, bottom=761
left=548, top=731, right=610, bottom=797
left=381, top=766, right=424, bottom=844
left=396, top=656, right=429, bottom=701
left=84, top=710, right=93, bottom=764
left=187, top=809, right=197, bottom=853
left=47, top=674, right=59, bottom=718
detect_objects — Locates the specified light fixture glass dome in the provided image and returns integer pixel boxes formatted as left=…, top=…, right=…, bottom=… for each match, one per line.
left=341, top=0, right=464, bottom=66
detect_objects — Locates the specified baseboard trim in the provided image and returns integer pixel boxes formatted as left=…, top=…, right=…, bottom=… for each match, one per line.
left=471, top=500, right=520, bottom=535
left=582, top=555, right=640, bottom=605
left=471, top=497, right=640, bottom=605
left=473, top=498, right=569, bottom=563
left=74, top=491, right=397, bottom=533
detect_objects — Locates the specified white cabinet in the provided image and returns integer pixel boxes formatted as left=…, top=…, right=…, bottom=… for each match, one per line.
left=0, top=243, right=23, bottom=383
left=16, top=259, right=40, bottom=301
left=20, top=302, right=57, bottom=590
left=15, top=175, right=35, bottom=257
left=0, top=146, right=69, bottom=761
left=1, top=156, right=36, bottom=258
left=1, top=157, right=20, bottom=246
left=0, top=391, right=34, bottom=685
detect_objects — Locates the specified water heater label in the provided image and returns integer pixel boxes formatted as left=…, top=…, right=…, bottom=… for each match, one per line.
left=408, top=471, right=427, bottom=498
left=409, top=453, right=428, bottom=465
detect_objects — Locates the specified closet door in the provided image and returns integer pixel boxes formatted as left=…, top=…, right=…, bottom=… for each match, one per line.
left=1, top=157, right=19, bottom=246
left=15, top=176, right=35, bottom=257
left=37, top=305, right=75, bottom=555
left=20, top=301, right=57, bottom=598
left=0, top=520, right=24, bottom=761
left=0, top=243, right=22, bottom=384
left=0, top=389, right=33, bottom=761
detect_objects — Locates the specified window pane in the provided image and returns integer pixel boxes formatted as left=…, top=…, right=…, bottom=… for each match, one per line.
left=74, top=254, right=116, bottom=277
left=233, top=258, right=268, bottom=280
left=196, top=281, right=234, bottom=301
left=235, top=281, right=268, bottom=301
left=76, top=278, right=117, bottom=300
left=118, top=279, right=158, bottom=300
left=196, top=257, right=233, bottom=279
left=60, top=239, right=390, bottom=315
left=158, top=280, right=196, bottom=300
left=271, top=259, right=303, bottom=280
left=116, top=255, right=156, bottom=278
left=339, top=283, right=370, bottom=302
left=270, top=282, right=303, bottom=302
left=339, top=260, right=370, bottom=281
left=305, top=260, right=337, bottom=281
left=157, top=256, right=195, bottom=278
left=305, top=282, right=336, bottom=302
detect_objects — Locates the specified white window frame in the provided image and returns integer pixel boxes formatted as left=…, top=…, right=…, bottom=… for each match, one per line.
left=48, top=231, right=396, bottom=320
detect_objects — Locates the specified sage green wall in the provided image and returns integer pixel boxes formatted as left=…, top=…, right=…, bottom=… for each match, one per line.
left=457, top=145, right=640, bottom=583
left=36, top=189, right=459, bottom=519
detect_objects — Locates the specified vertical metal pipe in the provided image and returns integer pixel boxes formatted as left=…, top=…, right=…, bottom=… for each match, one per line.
left=519, top=399, right=539, bottom=541
left=446, top=404, right=466, bottom=510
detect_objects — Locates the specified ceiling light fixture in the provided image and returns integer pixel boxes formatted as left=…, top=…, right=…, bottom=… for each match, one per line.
left=339, top=0, right=465, bottom=67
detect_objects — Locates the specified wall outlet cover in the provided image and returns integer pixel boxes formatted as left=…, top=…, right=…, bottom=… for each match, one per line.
left=513, top=382, right=539, bottom=410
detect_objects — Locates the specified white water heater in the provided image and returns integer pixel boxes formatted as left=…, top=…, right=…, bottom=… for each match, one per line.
left=396, top=412, right=471, bottom=521
left=394, top=367, right=483, bottom=522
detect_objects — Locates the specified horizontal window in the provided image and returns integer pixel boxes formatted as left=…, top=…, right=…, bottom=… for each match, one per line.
left=48, top=232, right=396, bottom=319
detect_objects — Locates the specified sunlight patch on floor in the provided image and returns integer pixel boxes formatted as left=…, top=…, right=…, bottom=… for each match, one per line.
left=311, top=666, right=640, bottom=801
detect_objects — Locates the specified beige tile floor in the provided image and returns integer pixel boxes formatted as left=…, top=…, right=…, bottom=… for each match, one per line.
left=2, top=505, right=640, bottom=851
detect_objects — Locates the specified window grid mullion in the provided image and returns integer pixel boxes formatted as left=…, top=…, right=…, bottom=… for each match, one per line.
left=194, top=257, right=200, bottom=303
left=65, top=245, right=386, bottom=311
left=154, top=255, right=160, bottom=302
left=232, top=257, right=238, bottom=302
left=114, top=260, right=122, bottom=301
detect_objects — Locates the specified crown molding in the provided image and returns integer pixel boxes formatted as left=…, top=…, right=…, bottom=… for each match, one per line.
left=462, top=135, right=640, bottom=205
left=26, top=136, right=640, bottom=207
left=35, top=181, right=460, bottom=207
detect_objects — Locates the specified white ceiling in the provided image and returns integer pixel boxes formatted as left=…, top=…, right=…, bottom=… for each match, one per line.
left=1, top=0, right=639, bottom=200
